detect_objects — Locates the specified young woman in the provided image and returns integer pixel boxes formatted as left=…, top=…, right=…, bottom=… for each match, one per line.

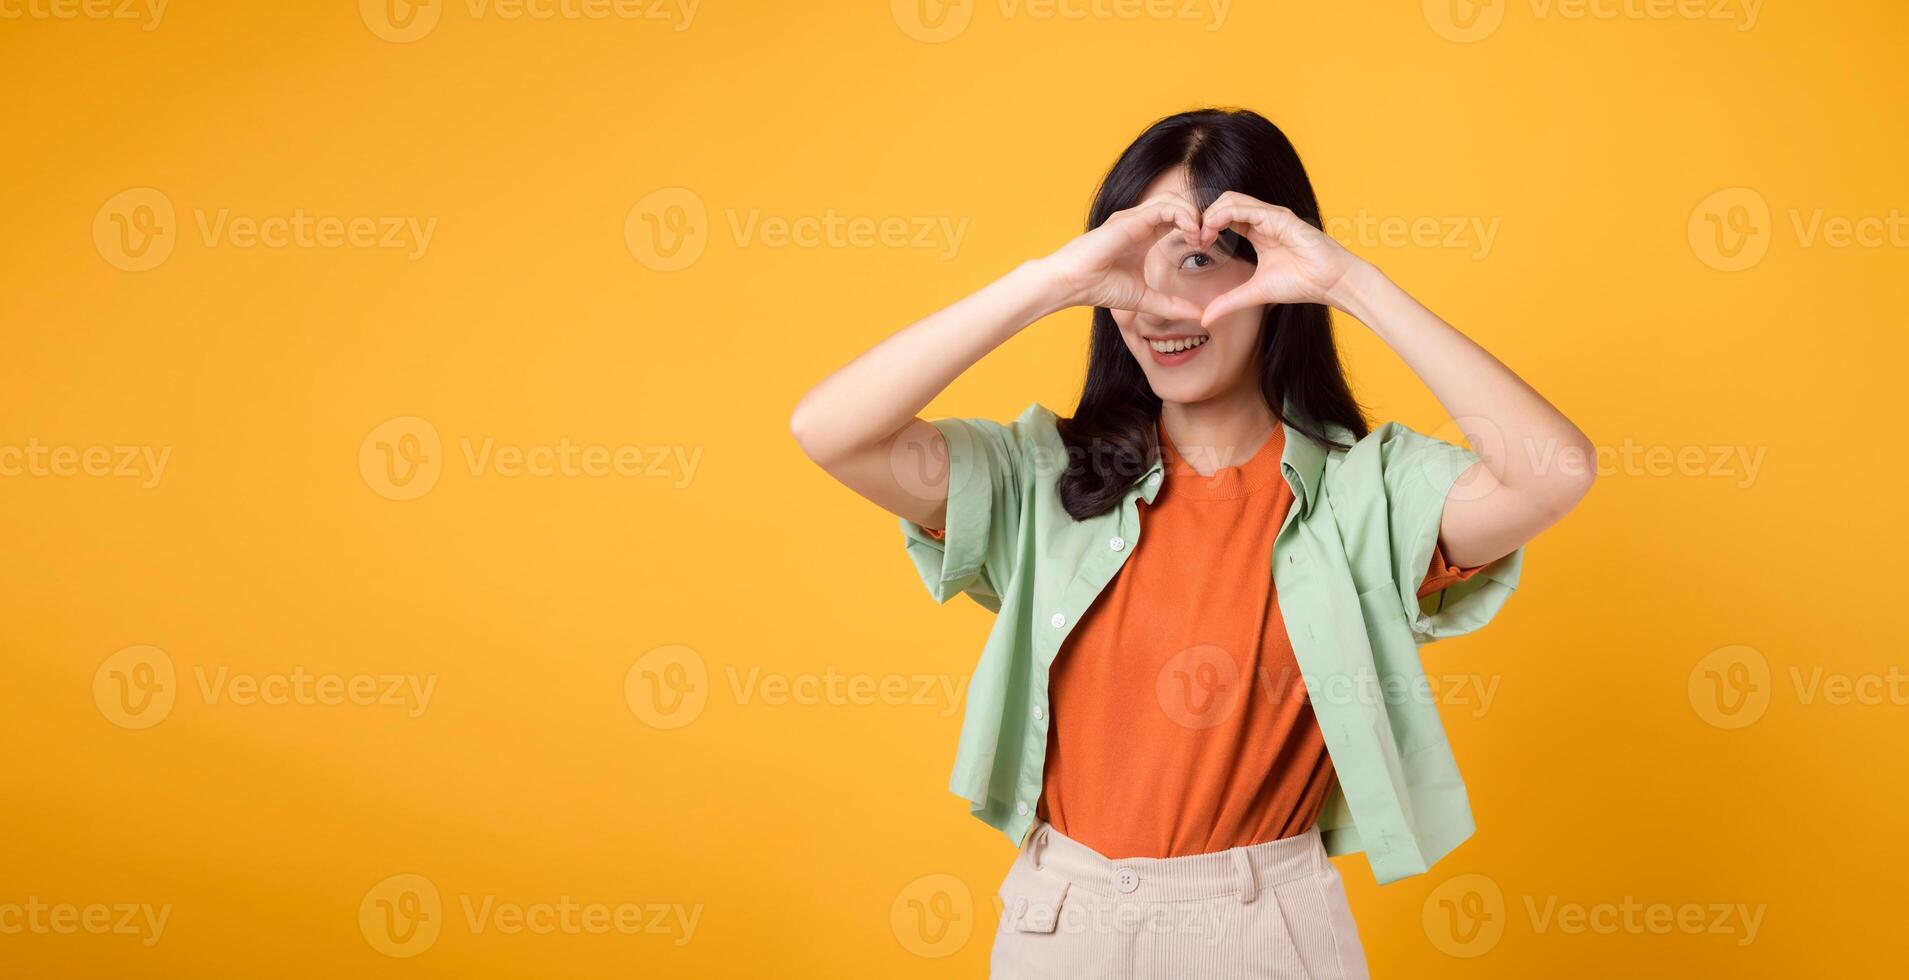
left=791, top=108, right=1593, bottom=978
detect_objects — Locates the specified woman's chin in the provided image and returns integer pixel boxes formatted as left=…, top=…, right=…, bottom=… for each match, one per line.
left=1145, top=377, right=1223, bottom=406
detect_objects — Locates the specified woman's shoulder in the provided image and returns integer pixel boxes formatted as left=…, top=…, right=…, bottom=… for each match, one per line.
left=930, top=403, right=1068, bottom=481
left=1319, top=419, right=1480, bottom=502
left=960, top=402, right=1065, bottom=449
left=1327, top=419, right=1456, bottom=458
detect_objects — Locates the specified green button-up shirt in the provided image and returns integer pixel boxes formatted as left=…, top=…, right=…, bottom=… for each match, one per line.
left=899, top=401, right=1524, bottom=885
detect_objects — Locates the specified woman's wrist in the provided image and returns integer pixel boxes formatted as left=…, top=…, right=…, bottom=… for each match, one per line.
left=1323, top=258, right=1392, bottom=323
left=1007, top=256, right=1081, bottom=321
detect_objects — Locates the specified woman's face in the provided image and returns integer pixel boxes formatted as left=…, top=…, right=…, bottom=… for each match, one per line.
left=1109, top=166, right=1267, bottom=407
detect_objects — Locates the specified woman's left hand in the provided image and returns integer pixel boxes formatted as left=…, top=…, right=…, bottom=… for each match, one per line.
left=1193, top=191, right=1367, bottom=326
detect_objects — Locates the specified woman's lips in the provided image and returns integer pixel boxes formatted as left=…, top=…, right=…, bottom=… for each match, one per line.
left=1146, top=334, right=1208, bottom=366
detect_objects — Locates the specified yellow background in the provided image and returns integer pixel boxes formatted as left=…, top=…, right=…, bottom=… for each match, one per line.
left=3, top=0, right=1905, bottom=976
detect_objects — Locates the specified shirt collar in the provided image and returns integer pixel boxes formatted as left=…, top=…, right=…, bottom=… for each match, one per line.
left=1133, top=396, right=1332, bottom=512
left=1278, top=395, right=1330, bottom=514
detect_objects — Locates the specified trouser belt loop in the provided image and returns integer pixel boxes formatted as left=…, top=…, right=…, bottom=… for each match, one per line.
left=1230, top=849, right=1257, bottom=904
left=1031, top=823, right=1050, bottom=871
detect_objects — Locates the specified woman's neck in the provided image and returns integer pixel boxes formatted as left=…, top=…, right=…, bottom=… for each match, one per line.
left=1159, top=388, right=1279, bottom=478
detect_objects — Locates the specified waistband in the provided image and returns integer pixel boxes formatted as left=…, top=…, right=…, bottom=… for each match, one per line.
left=1017, top=820, right=1329, bottom=905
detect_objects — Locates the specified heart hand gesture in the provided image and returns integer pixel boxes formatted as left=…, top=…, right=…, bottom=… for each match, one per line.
left=1192, top=192, right=1360, bottom=326
left=1040, top=200, right=1207, bottom=322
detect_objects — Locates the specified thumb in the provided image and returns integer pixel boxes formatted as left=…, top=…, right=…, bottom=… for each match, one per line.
left=1132, top=287, right=1205, bottom=323
left=1199, top=282, right=1259, bottom=329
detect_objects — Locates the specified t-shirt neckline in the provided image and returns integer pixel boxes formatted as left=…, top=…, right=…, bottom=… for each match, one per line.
left=1156, top=416, right=1286, bottom=501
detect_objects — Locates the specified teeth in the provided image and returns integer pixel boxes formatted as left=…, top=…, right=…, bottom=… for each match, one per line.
left=1149, top=335, right=1209, bottom=354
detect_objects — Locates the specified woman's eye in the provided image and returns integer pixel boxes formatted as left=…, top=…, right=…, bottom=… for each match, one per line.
left=1179, top=252, right=1216, bottom=271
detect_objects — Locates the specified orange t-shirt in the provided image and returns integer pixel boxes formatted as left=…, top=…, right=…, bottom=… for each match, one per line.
left=1034, top=419, right=1482, bottom=859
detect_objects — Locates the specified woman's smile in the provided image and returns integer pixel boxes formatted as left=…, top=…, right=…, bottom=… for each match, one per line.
left=1144, top=332, right=1210, bottom=365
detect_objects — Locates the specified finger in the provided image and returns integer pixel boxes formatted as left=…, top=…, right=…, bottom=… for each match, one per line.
left=1198, top=281, right=1260, bottom=329
left=1199, top=202, right=1272, bottom=247
left=1122, top=286, right=1205, bottom=322
left=1147, top=199, right=1201, bottom=246
left=1197, top=192, right=1246, bottom=248
left=1202, top=200, right=1308, bottom=251
left=1113, top=199, right=1200, bottom=247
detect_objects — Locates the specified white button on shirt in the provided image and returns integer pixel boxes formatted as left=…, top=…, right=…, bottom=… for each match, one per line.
left=1050, top=613, right=1065, bottom=629
left=1109, top=536, right=1125, bottom=551
left=1033, top=705, right=1044, bottom=720
left=1016, top=801, right=1029, bottom=816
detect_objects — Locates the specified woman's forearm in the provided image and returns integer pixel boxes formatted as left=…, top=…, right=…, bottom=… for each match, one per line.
left=1328, top=261, right=1596, bottom=557
left=790, top=259, right=1068, bottom=468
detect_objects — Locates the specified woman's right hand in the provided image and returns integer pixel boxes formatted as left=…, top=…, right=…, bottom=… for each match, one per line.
left=1035, top=200, right=1207, bottom=321
left=791, top=199, right=1205, bottom=529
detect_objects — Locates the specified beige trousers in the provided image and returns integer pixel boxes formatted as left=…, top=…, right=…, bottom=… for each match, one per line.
left=990, top=820, right=1369, bottom=979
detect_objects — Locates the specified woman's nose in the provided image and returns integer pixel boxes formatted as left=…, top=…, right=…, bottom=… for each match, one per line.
left=1140, top=242, right=1178, bottom=292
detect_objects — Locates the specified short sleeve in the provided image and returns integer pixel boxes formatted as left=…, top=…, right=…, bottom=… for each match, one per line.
left=1417, top=542, right=1486, bottom=599
left=1375, top=422, right=1524, bottom=643
left=898, top=414, right=1029, bottom=612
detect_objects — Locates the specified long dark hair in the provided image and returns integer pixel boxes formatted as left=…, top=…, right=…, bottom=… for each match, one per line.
left=1055, top=108, right=1368, bottom=519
